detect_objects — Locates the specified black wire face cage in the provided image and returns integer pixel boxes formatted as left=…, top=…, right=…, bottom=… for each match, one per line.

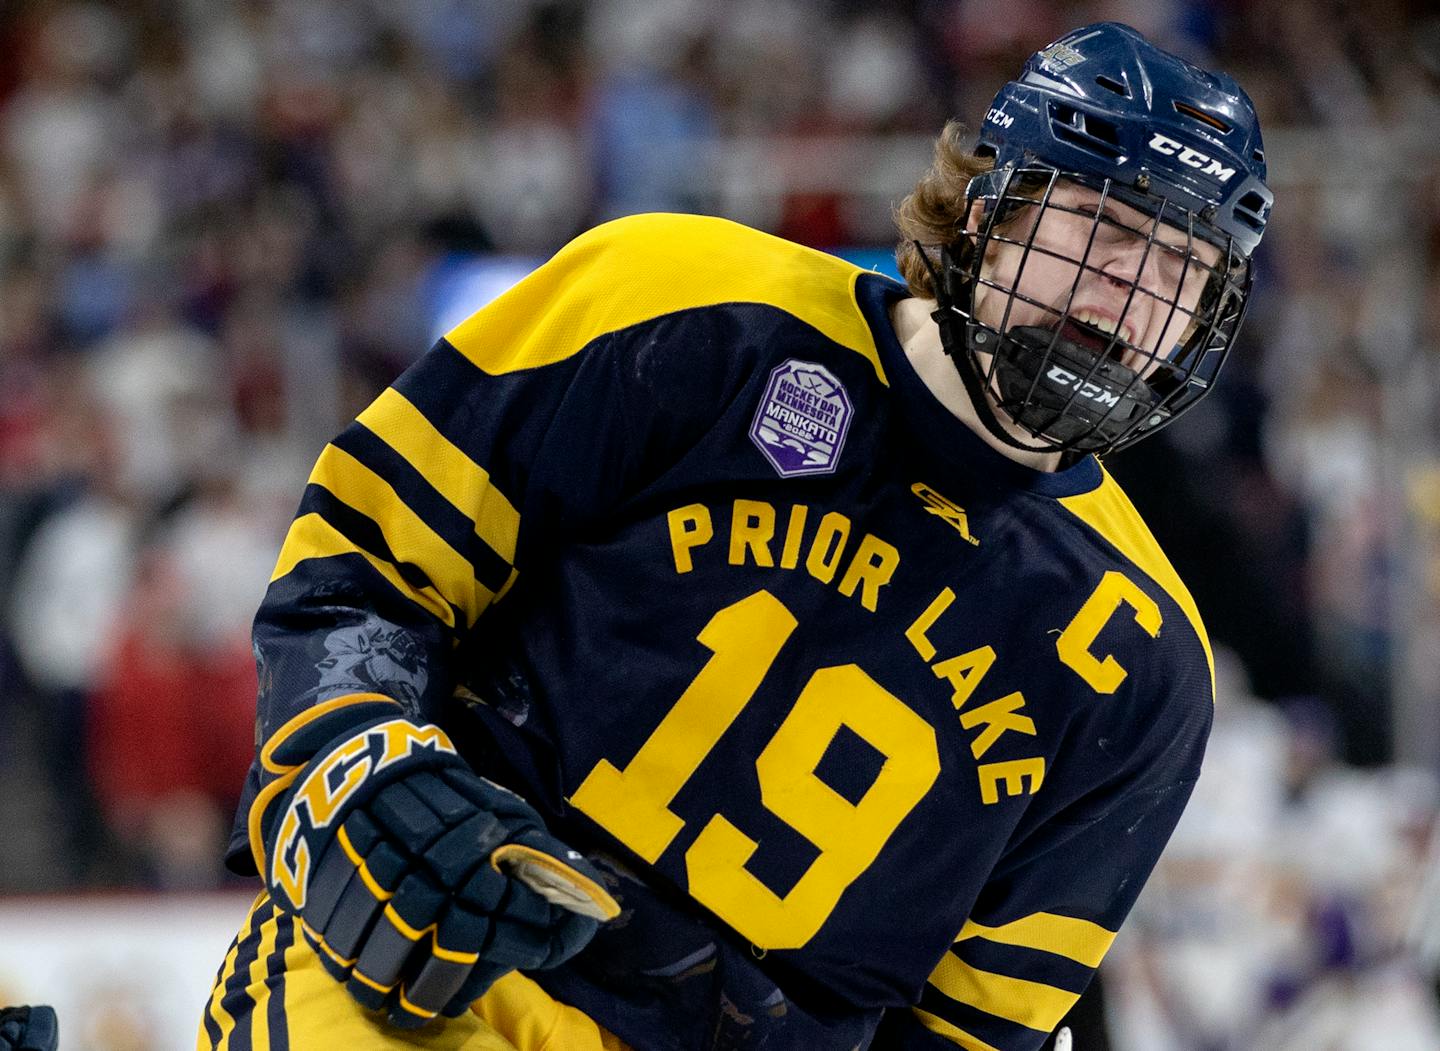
left=940, top=165, right=1253, bottom=457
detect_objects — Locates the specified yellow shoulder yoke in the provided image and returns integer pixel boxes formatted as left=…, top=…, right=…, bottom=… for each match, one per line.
left=444, top=213, right=888, bottom=384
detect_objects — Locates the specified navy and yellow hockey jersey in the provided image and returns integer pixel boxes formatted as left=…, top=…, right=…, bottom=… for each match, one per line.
left=227, top=213, right=1214, bottom=1051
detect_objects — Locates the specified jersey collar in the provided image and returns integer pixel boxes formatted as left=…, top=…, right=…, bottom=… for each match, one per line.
left=856, top=272, right=1104, bottom=499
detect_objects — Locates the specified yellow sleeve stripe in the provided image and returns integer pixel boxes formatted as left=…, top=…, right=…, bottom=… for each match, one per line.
left=956, top=912, right=1117, bottom=969
left=1058, top=466, right=1215, bottom=694
left=270, top=512, right=457, bottom=630
left=356, top=387, right=521, bottom=566
left=911, top=1009, right=1005, bottom=1051
left=306, top=443, right=494, bottom=627
left=495, top=566, right=520, bottom=605
left=928, top=953, right=1081, bottom=1034
left=445, top=213, right=887, bottom=385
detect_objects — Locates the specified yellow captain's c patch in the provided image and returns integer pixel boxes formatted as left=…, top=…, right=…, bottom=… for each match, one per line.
left=1058, top=466, right=1215, bottom=694
left=443, top=213, right=889, bottom=385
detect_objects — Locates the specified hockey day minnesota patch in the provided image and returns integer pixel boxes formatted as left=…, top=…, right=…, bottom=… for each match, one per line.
left=750, top=359, right=853, bottom=478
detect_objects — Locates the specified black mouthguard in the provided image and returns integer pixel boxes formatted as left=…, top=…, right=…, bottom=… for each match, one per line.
left=975, top=324, right=1165, bottom=446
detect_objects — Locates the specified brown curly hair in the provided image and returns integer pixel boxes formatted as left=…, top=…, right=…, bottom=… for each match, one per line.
left=893, top=120, right=996, bottom=299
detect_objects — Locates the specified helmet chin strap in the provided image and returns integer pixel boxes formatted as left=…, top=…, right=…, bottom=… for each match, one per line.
left=914, top=241, right=1070, bottom=456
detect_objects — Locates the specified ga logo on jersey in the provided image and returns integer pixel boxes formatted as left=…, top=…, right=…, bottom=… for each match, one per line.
left=750, top=359, right=854, bottom=478
left=912, top=482, right=980, bottom=546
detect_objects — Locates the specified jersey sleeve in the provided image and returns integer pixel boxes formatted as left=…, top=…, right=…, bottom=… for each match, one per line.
left=227, top=215, right=763, bottom=876
left=880, top=645, right=1214, bottom=1051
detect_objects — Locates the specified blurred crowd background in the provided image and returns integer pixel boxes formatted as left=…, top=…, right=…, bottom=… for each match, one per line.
left=2, top=0, right=1440, bottom=1048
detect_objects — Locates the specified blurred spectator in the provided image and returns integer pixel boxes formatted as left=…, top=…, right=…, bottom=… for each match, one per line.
left=6, top=382, right=135, bottom=699
left=85, top=548, right=246, bottom=889
left=1111, top=658, right=1440, bottom=1050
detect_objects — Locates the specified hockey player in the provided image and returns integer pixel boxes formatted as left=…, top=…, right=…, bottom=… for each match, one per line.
left=199, top=21, right=1270, bottom=1051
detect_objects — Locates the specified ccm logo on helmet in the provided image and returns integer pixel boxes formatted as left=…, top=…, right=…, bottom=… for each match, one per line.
left=1147, top=133, right=1236, bottom=182
left=1047, top=365, right=1121, bottom=408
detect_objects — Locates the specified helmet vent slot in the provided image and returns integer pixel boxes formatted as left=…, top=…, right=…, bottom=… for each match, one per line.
left=1095, top=74, right=1130, bottom=96
left=1235, top=190, right=1270, bottom=231
left=1173, top=100, right=1232, bottom=133
left=1047, top=101, right=1123, bottom=160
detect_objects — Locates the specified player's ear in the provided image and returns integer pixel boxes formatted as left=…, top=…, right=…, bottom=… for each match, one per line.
left=962, top=198, right=986, bottom=238
left=961, top=197, right=1002, bottom=277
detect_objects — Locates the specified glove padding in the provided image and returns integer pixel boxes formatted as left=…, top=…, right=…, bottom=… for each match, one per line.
left=266, top=716, right=618, bottom=1028
left=0, top=1007, right=58, bottom=1051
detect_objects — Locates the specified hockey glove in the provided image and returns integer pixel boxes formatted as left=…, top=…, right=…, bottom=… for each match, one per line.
left=0, top=1007, right=58, bottom=1051
left=264, top=713, right=618, bottom=1028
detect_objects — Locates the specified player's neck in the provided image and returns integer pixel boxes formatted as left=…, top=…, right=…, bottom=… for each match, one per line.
left=889, top=296, right=1062, bottom=473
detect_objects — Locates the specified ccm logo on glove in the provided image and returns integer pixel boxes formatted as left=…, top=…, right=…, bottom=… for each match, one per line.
left=261, top=713, right=617, bottom=1028
left=273, top=719, right=456, bottom=908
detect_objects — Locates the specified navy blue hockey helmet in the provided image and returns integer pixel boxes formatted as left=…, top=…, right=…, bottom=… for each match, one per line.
left=925, top=22, right=1274, bottom=457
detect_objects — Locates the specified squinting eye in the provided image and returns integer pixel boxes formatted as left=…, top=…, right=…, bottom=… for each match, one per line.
left=1091, top=216, right=1138, bottom=244
left=1158, top=244, right=1209, bottom=274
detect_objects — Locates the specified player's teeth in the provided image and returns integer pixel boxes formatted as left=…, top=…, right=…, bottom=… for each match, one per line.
left=1076, top=310, right=1119, bottom=337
